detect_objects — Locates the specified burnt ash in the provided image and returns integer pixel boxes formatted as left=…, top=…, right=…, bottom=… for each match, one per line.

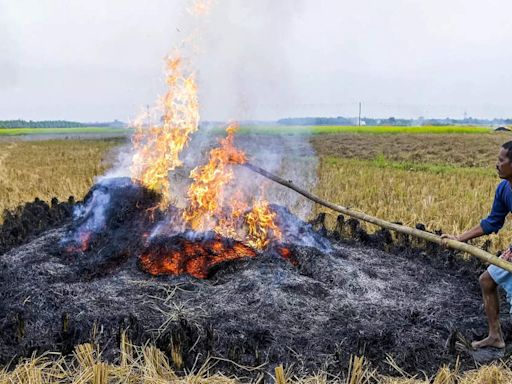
left=58, top=177, right=162, bottom=281
left=0, top=178, right=507, bottom=378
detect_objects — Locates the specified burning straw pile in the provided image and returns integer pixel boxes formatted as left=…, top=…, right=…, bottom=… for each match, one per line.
left=0, top=172, right=498, bottom=379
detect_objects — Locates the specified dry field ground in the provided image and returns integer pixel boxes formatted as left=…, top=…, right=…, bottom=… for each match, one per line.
left=310, top=132, right=512, bottom=252
left=0, top=138, right=120, bottom=218
left=310, top=132, right=505, bottom=167
left=2, top=132, right=512, bottom=382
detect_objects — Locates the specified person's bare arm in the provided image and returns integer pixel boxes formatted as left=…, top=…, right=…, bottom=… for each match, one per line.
left=441, top=224, right=485, bottom=243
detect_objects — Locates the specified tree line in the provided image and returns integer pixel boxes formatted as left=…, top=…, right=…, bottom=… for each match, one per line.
left=0, top=120, right=125, bottom=128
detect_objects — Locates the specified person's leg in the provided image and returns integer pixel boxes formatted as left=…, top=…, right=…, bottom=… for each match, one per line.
left=472, top=270, right=505, bottom=349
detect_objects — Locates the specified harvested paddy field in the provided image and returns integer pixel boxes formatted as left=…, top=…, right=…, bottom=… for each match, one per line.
left=310, top=132, right=509, bottom=168
left=0, top=138, right=121, bottom=219
left=308, top=132, right=512, bottom=252
left=2, top=131, right=512, bottom=382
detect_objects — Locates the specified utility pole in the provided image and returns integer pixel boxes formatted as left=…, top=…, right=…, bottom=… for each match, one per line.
left=358, top=102, right=362, bottom=126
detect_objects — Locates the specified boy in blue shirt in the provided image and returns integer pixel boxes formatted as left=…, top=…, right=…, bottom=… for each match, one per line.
left=442, top=141, right=512, bottom=349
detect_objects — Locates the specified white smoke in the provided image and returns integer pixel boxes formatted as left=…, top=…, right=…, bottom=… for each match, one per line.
left=63, top=180, right=112, bottom=247
left=70, top=0, right=322, bottom=250
left=193, top=0, right=305, bottom=121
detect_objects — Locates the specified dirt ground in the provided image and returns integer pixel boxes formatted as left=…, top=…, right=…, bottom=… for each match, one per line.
left=310, top=132, right=510, bottom=168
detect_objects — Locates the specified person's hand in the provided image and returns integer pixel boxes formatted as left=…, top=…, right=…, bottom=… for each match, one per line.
left=500, top=248, right=512, bottom=262
left=440, top=234, right=459, bottom=247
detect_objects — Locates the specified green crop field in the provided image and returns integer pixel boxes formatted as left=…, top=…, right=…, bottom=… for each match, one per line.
left=0, top=125, right=491, bottom=137
left=0, top=127, right=131, bottom=136
left=238, top=124, right=492, bottom=135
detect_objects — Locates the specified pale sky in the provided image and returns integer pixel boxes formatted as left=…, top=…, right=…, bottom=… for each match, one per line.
left=1, top=0, right=512, bottom=121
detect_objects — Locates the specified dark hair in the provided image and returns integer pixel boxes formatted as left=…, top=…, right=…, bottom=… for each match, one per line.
left=503, top=141, right=512, bottom=161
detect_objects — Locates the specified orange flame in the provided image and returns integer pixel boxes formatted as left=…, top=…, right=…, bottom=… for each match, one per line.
left=65, top=231, right=92, bottom=254
left=183, top=122, right=246, bottom=230
left=245, top=200, right=282, bottom=249
left=183, top=124, right=282, bottom=250
left=69, top=1, right=293, bottom=277
left=130, top=56, right=199, bottom=207
left=129, top=0, right=283, bottom=252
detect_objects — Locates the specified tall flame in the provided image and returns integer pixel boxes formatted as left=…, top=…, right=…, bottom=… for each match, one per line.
left=66, top=0, right=292, bottom=281
left=183, top=124, right=282, bottom=249
left=129, top=0, right=283, bottom=252
left=130, top=56, right=199, bottom=207
left=183, top=122, right=246, bottom=230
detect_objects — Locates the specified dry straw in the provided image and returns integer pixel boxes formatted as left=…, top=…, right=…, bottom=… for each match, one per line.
left=2, top=340, right=512, bottom=384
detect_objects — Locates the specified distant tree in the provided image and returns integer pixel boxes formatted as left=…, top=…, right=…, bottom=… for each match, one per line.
left=0, top=120, right=101, bottom=128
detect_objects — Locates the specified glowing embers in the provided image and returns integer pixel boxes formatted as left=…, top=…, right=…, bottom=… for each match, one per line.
left=277, top=246, right=298, bottom=266
left=139, top=235, right=257, bottom=279
left=62, top=230, right=93, bottom=254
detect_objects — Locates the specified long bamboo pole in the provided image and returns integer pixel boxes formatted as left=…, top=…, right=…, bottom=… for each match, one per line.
left=243, top=162, right=512, bottom=273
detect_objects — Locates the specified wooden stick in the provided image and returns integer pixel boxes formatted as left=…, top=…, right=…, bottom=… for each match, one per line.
left=243, top=162, right=512, bottom=273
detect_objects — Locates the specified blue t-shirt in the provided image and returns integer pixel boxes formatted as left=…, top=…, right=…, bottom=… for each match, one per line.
left=480, top=180, right=512, bottom=234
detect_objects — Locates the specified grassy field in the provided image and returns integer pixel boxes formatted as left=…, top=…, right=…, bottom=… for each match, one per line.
left=308, top=132, right=512, bottom=252
left=238, top=124, right=492, bottom=135
left=2, top=124, right=490, bottom=137
left=313, top=156, right=507, bottom=249
left=0, top=127, right=130, bottom=135
left=310, top=132, right=506, bottom=167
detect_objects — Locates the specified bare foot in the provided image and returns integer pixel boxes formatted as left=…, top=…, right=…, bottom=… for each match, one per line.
left=471, top=335, right=505, bottom=349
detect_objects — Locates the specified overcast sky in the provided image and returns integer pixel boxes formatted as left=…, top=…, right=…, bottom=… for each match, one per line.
left=1, top=0, right=512, bottom=121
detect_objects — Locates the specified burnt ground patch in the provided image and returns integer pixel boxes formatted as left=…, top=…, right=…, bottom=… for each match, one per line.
left=0, top=179, right=508, bottom=379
